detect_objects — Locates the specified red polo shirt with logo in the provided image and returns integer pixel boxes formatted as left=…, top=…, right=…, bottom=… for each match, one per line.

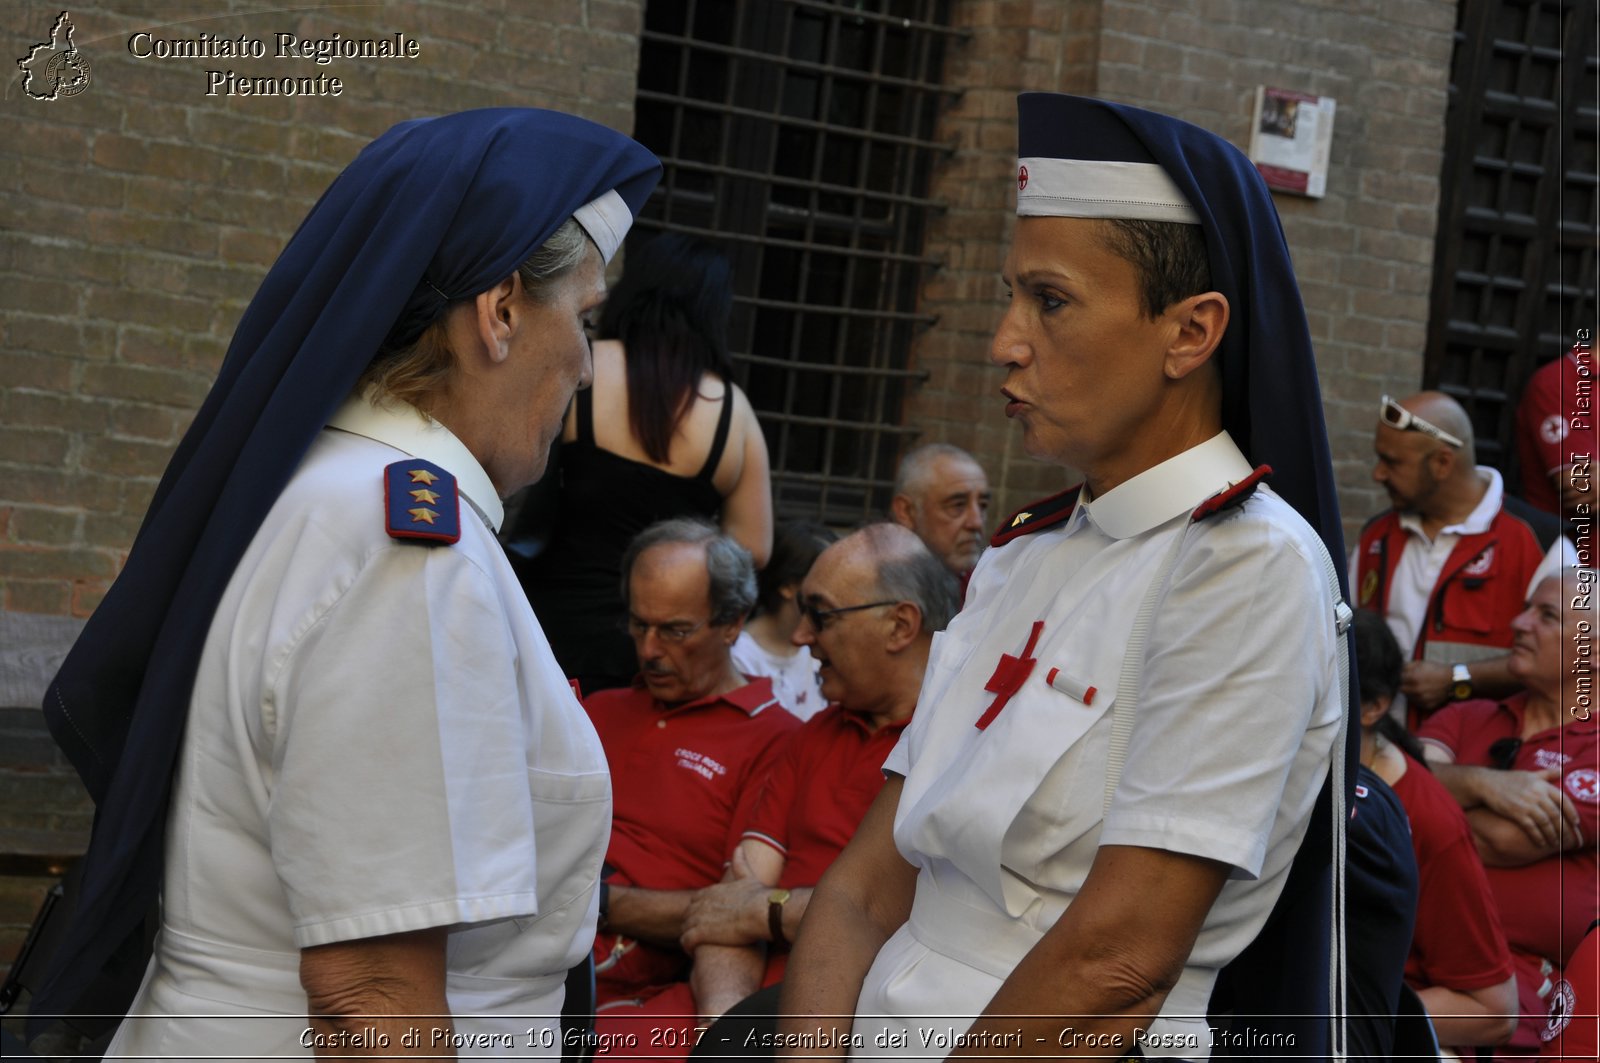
left=586, top=677, right=798, bottom=1002
left=741, top=703, right=909, bottom=887
left=737, top=703, right=909, bottom=985
left=1420, top=694, right=1600, bottom=1051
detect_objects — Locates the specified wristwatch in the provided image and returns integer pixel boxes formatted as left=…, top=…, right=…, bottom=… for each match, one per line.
left=1450, top=663, right=1474, bottom=701
left=767, top=887, right=792, bottom=947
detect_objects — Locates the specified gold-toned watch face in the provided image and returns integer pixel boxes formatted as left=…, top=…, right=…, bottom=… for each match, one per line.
left=768, top=887, right=791, bottom=905
left=1453, top=682, right=1473, bottom=700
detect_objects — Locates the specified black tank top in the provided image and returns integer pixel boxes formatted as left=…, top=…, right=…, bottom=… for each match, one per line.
left=517, top=385, right=734, bottom=688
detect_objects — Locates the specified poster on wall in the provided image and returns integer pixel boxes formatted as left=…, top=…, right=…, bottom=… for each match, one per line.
left=1248, top=86, right=1336, bottom=198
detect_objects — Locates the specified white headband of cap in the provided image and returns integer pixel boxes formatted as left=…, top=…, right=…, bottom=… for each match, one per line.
left=1015, top=157, right=1200, bottom=225
left=572, top=188, right=633, bottom=263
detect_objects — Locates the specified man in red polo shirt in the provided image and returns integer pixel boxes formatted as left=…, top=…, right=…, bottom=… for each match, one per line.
left=598, top=524, right=953, bottom=1055
left=586, top=518, right=800, bottom=1013
left=1420, top=567, right=1600, bottom=1056
left=680, top=524, right=957, bottom=1024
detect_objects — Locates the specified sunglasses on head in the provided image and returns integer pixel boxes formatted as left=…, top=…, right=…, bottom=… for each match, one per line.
left=1380, top=395, right=1464, bottom=448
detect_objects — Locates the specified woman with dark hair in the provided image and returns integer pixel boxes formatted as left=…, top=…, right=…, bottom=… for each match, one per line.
left=518, top=232, right=773, bottom=693
left=1353, top=608, right=1518, bottom=1052
left=731, top=520, right=839, bottom=719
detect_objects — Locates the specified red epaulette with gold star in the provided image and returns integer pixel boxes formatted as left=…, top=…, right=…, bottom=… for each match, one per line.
left=384, top=459, right=461, bottom=544
left=1190, top=464, right=1272, bottom=522
left=990, top=485, right=1082, bottom=548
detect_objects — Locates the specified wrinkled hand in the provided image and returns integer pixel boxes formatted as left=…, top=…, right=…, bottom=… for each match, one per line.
left=681, top=879, right=770, bottom=951
left=1401, top=659, right=1454, bottom=712
left=1476, top=766, right=1582, bottom=850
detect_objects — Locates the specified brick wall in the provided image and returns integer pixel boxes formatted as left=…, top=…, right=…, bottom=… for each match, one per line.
left=0, top=0, right=644, bottom=975
left=2, top=0, right=645, bottom=621
left=907, top=0, right=1455, bottom=542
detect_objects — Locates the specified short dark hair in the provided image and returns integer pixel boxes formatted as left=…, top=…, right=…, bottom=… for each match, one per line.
left=1098, top=218, right=1212, bottom=319
left=621, top=517, right=757, bottom=626
left=754, top=520, right=838, bottom=617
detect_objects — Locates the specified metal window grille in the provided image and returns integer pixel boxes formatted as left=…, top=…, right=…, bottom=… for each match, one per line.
left=1425, top=0, right=1598, bottom=482
left=628, top=0, right=961, bottom=524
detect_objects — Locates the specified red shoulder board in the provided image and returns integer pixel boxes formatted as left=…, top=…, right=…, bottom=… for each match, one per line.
left=1190, top=465, right=1272, bottom=522
left=990, top=485, right=1083, bottom=547
left=384, top=459, right=461, bottom=544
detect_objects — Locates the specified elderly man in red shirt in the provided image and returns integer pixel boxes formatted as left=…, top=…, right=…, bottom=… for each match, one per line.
left=600, top=524, right=953, bottom=1055
left=585, top=518, right=800, bottom=1020
left=1420, top=567, right=1600, bottom=1056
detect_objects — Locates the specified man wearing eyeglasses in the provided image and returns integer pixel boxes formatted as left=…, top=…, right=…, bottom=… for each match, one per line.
left=678, top=524, right=957, bottom=1026
left=582, top=518, right=800, bottom=1019
left=1355, top=390, right=1571, bottom=724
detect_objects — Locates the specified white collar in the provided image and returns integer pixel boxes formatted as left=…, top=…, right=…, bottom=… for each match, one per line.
left=1399, top=466, right=1501, bottom=539
left=1078, top=431, right=1255, bottom=540
left=327, top=388, right=504, bottom=533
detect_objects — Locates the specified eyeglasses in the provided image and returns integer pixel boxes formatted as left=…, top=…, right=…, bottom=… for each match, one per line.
left=798, top=597, right=897, bottom=630
left=1487, top=736, right=1522, bottom=771
left=623, top=617, right=707, bottom=644
left=1379, top=395, right=1464, bottom=448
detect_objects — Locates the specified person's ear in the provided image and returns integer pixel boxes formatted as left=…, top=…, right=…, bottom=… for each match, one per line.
left=884, top=601, right=921, bottom=653
left=1162, top=291, right=1230, bottom=380
left=889, top=494, right=917, bottom=530
left=471, top=274, right=522, bottom=365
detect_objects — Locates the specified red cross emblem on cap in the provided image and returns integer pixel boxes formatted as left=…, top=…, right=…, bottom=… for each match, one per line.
left=976, top=620, right=1044, bottom=730
left=1017, top=164, right=1029, bottom=191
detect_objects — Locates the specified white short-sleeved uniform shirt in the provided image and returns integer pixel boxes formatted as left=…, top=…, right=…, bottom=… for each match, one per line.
left=107, top=393, right=610, bottom=1060
left=853, top=433, right=1344, bottom=1060
left=731, top=631, right=825, bottom=721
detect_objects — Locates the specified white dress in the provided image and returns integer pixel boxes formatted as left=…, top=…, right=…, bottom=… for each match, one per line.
left=106, top=393, right=611, bottom=1060
left=731, top=631, right=825, bottom=721
left=853, top=433, right=1344, bottom=1060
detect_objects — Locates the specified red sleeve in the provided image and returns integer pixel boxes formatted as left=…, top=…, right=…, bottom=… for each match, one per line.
left=736, top=730, right=803, bottom=860
left=726, top=717, right=799, bottom=861
left=1417, top=702, right=1469, bottom=760
left=1408, top=817, right=1514, bottom=990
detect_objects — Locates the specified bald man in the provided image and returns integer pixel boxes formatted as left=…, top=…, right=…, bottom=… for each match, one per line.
left=1354, top=391, right=1571, bottom=723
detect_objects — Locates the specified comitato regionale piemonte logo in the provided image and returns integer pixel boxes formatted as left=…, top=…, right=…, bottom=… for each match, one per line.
left=18, top=11, right=93, bottom=100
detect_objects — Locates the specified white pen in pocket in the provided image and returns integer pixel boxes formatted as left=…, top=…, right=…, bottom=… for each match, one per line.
left=1045, top=667, right=1097, bottom=705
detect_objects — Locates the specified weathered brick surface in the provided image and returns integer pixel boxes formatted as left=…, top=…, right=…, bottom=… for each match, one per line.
left=3, top=0, right=646, bottom=620
left=902, top=0, right=1453, bottom=538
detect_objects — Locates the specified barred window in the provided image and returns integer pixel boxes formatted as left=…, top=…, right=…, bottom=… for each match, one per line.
left=629, top=0, right=960, bottom=524
left=1426, top=0, right=1598, bottom=479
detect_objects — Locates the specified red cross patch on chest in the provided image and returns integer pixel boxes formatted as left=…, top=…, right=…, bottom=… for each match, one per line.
left=976, top=620, right=1044, bottom=731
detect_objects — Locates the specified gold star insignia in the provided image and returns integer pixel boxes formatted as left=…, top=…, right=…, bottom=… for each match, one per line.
left=410, top=488, right=440, bottom=504
left=1011, top=511, right=1032, bottom=527
left=408, top=468, right=439, bottom=485
left=408, top=507, right=439, bottom=525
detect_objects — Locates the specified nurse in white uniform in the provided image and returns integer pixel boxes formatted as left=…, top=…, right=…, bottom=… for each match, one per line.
left=779, top=95, right=1354, bottom=1061
left=35, top=110, right=660, bottom=1059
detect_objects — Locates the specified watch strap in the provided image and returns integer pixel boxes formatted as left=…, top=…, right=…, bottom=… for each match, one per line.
left=767, top=888, right=791, bottom=947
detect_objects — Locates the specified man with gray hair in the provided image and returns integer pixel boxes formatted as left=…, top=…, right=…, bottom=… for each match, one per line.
left=1355, top=391, right=1571, bottom=723
left=583, top=518, right=800, bottom=1014
left=889, top=442, right=992, bottom=581
left=602, top=525, right=954, bottom=1050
